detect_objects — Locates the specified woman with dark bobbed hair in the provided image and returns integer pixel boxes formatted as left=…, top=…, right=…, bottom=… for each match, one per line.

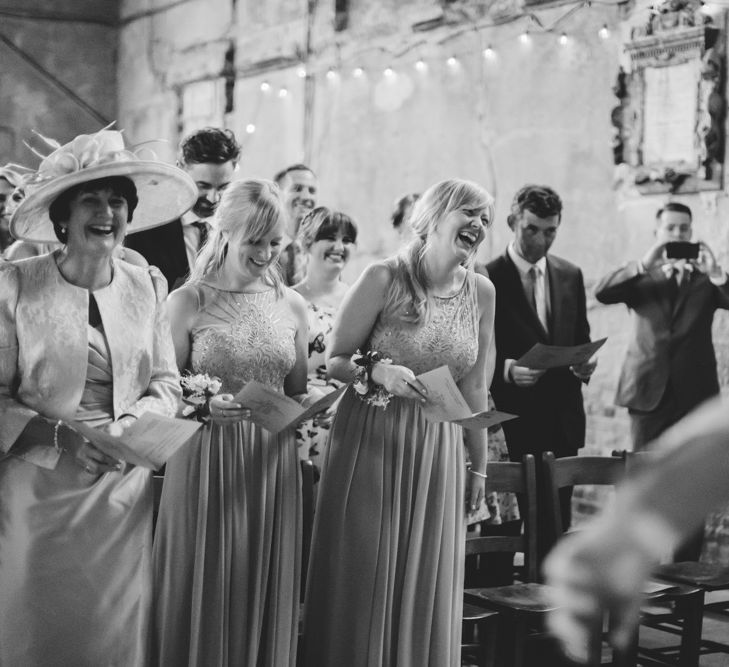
left=0, top=127, right=195, bottom=666
left=293, top=206, right=358, bottom=467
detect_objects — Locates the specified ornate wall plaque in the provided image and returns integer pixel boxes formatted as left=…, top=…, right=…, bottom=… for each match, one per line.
left=612, top=0, right=725, bottom=194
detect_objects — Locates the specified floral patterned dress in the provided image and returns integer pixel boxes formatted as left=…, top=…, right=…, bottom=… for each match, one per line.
left=295, top=301, right=343, bottom=468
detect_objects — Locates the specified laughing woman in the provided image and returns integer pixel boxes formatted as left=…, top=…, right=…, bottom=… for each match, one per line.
left=302, top=179, right=496, bottom=666
left=0, top=128, right=193, bottom=666
left=293, top=207, right=358, bottom=467
left=152, top=179, right=309, bottom=666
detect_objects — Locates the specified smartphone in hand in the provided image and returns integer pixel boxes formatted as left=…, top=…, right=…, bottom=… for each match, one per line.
left=665, top=241, right=699, bottom=260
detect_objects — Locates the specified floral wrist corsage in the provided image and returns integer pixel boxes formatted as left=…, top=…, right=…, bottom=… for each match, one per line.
left=352, top=350, right=393, bottom=409
left=180, top=372, right=222, bottom=423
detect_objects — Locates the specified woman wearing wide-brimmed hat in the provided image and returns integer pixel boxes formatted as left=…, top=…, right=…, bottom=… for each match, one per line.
left=0, top=127, right=196, bottom=666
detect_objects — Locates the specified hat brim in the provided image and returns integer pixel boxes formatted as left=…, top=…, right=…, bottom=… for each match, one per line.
left=10, top=161, right=197, bottom=243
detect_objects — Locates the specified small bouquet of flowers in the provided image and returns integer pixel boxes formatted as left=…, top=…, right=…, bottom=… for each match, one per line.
left=180, top=372, right=222, bottom=423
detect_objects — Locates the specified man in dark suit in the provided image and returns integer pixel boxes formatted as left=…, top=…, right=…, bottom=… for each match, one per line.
left=125, top=127, right=241, bottom=291
left=595, top=201, right=729, bottom=450
left=486, top=185, right=596, bottom=541
left=594, top=202, right=729, bottom=560
left=273, top=164, right=317, bottom=285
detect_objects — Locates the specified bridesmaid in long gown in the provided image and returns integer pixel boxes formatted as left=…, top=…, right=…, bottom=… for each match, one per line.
left=303, top=178, right=496, bottom=666
left=152, top=178, right=309, bottom=666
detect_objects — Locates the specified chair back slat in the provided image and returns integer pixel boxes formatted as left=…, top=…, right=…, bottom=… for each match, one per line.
left=541, top=452, right=626, bottom=555
left=468, top=454, right=539, bottom=582
left=465, top=534, right=524, bottom=556
left=548, top=455, right=624, bottom=488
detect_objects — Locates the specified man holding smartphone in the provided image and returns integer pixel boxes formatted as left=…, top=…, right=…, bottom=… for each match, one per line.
left=595, top=202, right=729, bottom=561
left=596, top=202, right=729, bottom=454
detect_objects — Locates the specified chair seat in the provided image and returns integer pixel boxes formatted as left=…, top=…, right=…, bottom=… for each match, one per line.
left=462, top=601, right=499, bottom=622
left=466, top=583, right=558, bottom=616
left=654, top=561, right=729, bottom=589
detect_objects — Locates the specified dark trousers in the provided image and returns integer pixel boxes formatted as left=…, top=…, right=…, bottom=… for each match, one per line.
left=628, top=384, right=691, bottom=451
left=629, top=385, right=705, bottom=561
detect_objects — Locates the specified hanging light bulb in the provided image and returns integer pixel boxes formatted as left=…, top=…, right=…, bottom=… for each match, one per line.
left=260, top=81, right=271, bottom=92
left=326, top=68, right=337, bottom=80
left=599, top=24, right=610, bottom=39
left=384, top=66, right=394, bottom=77
left=246, top=124, right=256, bottom=134
left=447, top=55, right=458, bottom=66
left=483, top=45, right=495, bottom=58
left=278, top=87, right=288, bottom=98
left=520, top=29, right=530, bottom=44
left=415, top=59, right=427, bottom=72
left=296, top=65, right=307, bottom=78
left=353, top=66, right=364, bottom=78
left=559, top=32, right=568, bottom=45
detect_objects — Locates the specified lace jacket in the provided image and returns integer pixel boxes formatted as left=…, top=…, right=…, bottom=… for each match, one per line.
left=0, top=253, right=180, bottom=469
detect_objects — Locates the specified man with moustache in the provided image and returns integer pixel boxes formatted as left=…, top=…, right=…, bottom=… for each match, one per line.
left=274, top=163, right=317, bottom=285
left=485, top=185, right=596, bottom=552
left=126, top=127, right=240, bottom=291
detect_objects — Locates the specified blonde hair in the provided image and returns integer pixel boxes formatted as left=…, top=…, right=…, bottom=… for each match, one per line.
left=187, top=178, right=286, bottom=296
left=382, top=178, right=494, bottom=324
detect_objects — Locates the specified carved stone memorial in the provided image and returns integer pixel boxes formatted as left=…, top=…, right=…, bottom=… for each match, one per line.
left=611, top=0, right=725, bottom=193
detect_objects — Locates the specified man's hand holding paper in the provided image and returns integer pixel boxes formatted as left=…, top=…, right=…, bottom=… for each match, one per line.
left=514, top=337, right=607, bottom=371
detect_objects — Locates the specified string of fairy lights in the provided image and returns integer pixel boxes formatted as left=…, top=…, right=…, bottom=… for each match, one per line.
left=240, top=0, right=647, bottom=135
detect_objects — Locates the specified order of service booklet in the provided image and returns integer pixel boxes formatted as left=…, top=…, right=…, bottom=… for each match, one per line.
left=515, top=337, right=607, bottom=370
left=231, top=382, right=347, bottom=435
left=414, top=366, right=517, bottom=429
left=70, top=412, right=202, bottom=470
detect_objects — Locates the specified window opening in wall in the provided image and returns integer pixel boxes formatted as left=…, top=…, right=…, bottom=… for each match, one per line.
left=224, top=43, right=236, bottom=114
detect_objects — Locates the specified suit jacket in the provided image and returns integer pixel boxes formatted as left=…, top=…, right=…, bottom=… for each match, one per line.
left=485, top=250, right=591, bottom=457
left=594, top=260, right=729, bottom=413
left=125, top=218, right=189, bottom=292
left=0, top=254, right=180, bottom=469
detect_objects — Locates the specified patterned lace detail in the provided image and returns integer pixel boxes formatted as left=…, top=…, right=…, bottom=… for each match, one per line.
left=190, top=287, right=297, bottom=394
left=369, top=273, right=479, bottom=382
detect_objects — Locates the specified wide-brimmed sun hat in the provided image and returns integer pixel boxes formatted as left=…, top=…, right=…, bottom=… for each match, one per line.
left=10, top=126, right=197, bottom=243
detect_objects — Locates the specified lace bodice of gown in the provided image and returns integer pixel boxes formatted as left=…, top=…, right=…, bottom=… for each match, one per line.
left=189, top=284, right=297, bottom=394
left=369, top=272, right=479, bottom=382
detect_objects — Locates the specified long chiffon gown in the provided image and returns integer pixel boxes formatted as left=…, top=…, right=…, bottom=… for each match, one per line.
left=152, top=284, right=301, bottom=667
left=0, top=326, right=153, bottom=666
left=303, top=272, right=480, bottom=667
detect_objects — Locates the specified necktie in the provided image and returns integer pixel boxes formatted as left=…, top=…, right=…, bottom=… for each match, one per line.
left=192, top=221, right=209, bottom=250
left=667, top=266, right=680, bottom=305
left=526, top=266, right=549, bottom=332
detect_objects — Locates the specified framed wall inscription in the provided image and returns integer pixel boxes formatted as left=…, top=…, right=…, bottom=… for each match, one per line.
left=611, top=0, right=725, bottom=194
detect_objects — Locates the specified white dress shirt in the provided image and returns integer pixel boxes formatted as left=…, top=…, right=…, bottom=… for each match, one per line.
left=504, top=243, right=551, bottom=381
left=181, top=211, right=211, bottom=271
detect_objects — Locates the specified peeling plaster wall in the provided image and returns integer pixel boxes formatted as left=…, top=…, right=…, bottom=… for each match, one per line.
left=0, top=0, right=118, bottom=162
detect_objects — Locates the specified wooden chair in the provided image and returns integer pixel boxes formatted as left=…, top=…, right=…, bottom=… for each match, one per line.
left=463, top=455, right=604, bottom=666
left=542, top=451, right=705, bottom=666
left=617, top=449, right=729, bottom=660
